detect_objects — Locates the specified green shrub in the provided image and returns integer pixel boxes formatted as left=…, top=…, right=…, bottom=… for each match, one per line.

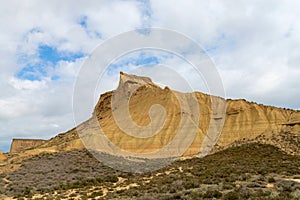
left=89, top=191, right=103, bottom=198
left=224, top=191, right=239, bottom=200
left=268, top=177, right=276, bottom=183
left=105, top=176, right=118, bottom=183
left=203, top=190, right=222, bottom=198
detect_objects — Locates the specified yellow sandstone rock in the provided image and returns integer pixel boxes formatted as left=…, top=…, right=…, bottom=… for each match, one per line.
left=10, top=72, right=300, bottom=157
left=0, top=151, right=6, bottom=160
left=68, top=72, right=299, bottom=156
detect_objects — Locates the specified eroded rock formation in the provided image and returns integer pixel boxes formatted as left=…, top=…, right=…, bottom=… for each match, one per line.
left=88, top=73, right=300, bottom=156
left=10, top=139, right=46, bottom=153
left=0, top=151, right=6, bottom=160
left=10, top=72, right=300, bottom=157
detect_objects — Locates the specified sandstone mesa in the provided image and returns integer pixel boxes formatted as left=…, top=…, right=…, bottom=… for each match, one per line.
left=6, top=72, right=300, bottom=159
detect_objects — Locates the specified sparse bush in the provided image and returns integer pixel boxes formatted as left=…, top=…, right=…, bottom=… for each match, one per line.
left=247, top=182, right=262, bottom=188
left=203, top=190, right=222, bottom=198
left=269, top=191, right=280, bottom=198
left=268, top=177, right=276, bottom=183
left=105, top=175, right=118, bottom=183
left=224, top=191, right=239, bottom=200
left=89, top=191, right=103, bottom=198
left=169, top=187, right=176, bottom=193
left=2, top=143, right=300, bottom=199
left=291, top=189, right=300, bottom=199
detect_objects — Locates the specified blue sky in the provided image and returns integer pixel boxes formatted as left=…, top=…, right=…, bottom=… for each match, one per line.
left=109, top=51, right=161, bottom=69
left=16, top=45, right=85, bottom=81
left=16, top=27, right=88, bottom=83
left=1, top=0, right=300, bottom=152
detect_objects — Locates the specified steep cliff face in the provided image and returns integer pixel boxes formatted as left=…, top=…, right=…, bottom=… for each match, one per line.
left=282, top=111, right=300, bottom=133
left=17, top=72, right=300, bottom=157
left=88, top=72, right=299, bottom=156
left=219, top=99, right=294, bottom=146
left=10, top=139, right=46, bottom=153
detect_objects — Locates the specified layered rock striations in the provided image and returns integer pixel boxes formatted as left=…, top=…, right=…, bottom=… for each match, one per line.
left=11, top=72, right=300, bottom=157
left=10, top=139, right=46, bottom=153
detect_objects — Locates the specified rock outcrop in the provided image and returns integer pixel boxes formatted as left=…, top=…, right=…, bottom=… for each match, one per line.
left=10, top=139, right=46, bottom=153
left=88, top=73, right=299, bottom=156
left=10, top=72, right=300, bottom=157
left=0, top=151, right=6, bottom=160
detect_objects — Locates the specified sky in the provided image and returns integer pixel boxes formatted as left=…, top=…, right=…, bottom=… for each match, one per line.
left=1, top=0, right=300, bottom=152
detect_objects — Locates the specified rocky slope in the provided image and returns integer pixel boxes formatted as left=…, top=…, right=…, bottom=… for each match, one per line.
left=1, top=143, right=300, bottom=199
left=1, top=72, right=299, bottom=199
left=10, top=139, right=46, bottom=153
left=7, top=72, right=300, bottom=158
left=39, top=72, right=300, bottom=156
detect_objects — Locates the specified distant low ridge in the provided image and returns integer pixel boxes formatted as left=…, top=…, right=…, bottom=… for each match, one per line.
left=10, top=139, right=46, bottom=153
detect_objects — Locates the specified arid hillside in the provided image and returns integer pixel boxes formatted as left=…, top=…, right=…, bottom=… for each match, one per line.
left=28, top=72, right=300, bottom=157
left=1, top=143, right=300, bottom=199
left=4, top=72, right=300, bottom=159
left=0, top=72, right=299, bottom=199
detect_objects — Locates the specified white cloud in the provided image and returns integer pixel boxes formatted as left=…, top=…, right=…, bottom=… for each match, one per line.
left=151, top=0, right=300, bottom=109
left=0, top=0, right=144, bottom=152
left=0, top=98, right=33, bottom=119
left=9, top=77, right=47, bottom=90
left=87, top=1, right=142, bottom=38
